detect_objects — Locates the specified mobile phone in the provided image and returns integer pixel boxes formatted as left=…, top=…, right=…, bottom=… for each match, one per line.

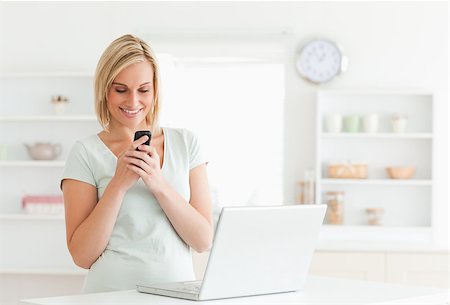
left=134, top=130, right=152, bottom=150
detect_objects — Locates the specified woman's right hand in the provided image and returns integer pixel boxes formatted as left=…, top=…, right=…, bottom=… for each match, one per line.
left=111, top=135, right=150, bottom=193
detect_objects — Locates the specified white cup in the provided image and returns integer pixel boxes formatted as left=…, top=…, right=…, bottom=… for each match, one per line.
left=324, top=113, right=342, bottom=133
left=391, top=114, right=408, bottom=133
left=362, top=114, right=379, bottom=133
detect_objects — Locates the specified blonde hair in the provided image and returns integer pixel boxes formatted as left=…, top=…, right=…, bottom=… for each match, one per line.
left=94, top=34, right=161, bottom=133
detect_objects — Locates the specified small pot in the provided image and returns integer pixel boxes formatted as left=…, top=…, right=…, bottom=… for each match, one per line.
left=25, top=143, right=61, bottom=160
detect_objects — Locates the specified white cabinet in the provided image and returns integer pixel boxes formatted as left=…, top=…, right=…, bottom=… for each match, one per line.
left=309, top=251, right=449, bottom=289
left=309, top=251, right=385, bottom=282
left=385, top=253, right=449, bottom=288
left=315, top=90, right=434, bottom=243
left=192, top=250, right=449, bottom=288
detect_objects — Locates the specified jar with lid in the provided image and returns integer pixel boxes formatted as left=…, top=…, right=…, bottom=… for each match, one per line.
left=324, top=191, right=344, bottom=224
left=365, top=208, right=384, bottom=225
left=295, top=168, right=315, bottom=204
left=295, top=181, right=305, bottom=204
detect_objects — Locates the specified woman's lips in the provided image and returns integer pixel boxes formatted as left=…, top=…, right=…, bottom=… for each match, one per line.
left=120, top=107, right=143, bottom=118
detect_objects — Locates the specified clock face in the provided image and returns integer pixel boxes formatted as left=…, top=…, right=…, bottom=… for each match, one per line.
left=296, top=39, right=346, bottom=84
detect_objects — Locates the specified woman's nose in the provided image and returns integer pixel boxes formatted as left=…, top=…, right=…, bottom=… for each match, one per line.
left=128, top=91, right=140, bottom=105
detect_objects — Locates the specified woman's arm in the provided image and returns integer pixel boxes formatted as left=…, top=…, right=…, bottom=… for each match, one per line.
left=62, top=178, right=126, bottom=269
left=154, top=164, right=213, bottom=252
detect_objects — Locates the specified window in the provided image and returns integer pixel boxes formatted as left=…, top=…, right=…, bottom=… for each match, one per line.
left=153, top=35, right=285, bottom=207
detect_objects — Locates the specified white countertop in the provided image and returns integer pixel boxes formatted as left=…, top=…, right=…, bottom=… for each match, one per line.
left=21, top=276, right=449, bottom=305
left=316, top=240, right=450, bottom=253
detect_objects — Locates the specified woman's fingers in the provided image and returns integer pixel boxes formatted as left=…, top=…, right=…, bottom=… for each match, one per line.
left=125, top=156, right=152, bottom=172
left=148, top=146, right=160, bottom=162
left=132, top=135, right=150, bottom=150
left=126, top=163, right=148, bottom=176
left=125, top=150, right=152, bottom=163
left=132, top=146, right=160, bottom=167
left=123, top=141, right=161, bottom=181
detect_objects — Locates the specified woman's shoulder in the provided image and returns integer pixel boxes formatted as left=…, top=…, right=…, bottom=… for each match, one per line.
left=163, top=127, right=203, bottom=156
left=76, top=134, right=100, bottom=144
left=163, top=127, right=198, bottom=142
left=69, top=134, right=102, bottom=154
left=162, top=127, right=206, bottom=168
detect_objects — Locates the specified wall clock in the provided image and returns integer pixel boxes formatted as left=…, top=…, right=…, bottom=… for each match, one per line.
left=296, top=38, right=348, bottom=84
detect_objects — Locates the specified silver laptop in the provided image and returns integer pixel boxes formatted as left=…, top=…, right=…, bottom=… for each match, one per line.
left=137, top=204, right=326, bottom=301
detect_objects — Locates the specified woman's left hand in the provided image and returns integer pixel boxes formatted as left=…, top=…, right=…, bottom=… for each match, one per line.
left=124, top=144, right=166, bottom=194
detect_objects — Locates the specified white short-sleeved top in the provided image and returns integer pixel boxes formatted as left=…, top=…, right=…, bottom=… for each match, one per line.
left=61, top=127, right=206, bottom=293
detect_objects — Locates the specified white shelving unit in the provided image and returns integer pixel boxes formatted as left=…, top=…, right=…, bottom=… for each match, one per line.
left=0, top=73, right=100, bottom=277
left=315, top=90, right=434, bottom=243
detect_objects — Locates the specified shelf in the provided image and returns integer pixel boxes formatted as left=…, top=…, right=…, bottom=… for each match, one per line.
left=0, top=115, right=96, bottom=122
left=316, top=238, right=446, bottom=253
left=317, top=89, right=433, bottom=96
left=0, top=161, right=65, bottom=167
left=0, top=72, right=93, bottom=78
left=319, top=224, right=432, bottom=243
left=0, top=268, right=86, bottom=275
left=0, top=213, right=64, bottom=220
left=320, top=178, right=432, bottom=186
left=321, top=132, right=433, bottom=139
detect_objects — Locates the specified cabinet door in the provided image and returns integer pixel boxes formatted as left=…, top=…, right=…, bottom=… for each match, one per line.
left=309, top=251, right=385, bottom=281
left=386, top=253, right=449, bottom=288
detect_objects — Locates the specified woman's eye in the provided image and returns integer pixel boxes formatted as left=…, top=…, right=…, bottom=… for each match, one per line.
left=115, top=88, right=127, bottom=93
left=139, top=89, right=150, bottom=93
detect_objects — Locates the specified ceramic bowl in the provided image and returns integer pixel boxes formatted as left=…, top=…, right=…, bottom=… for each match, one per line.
left=386, top=166, right=415, bottom=179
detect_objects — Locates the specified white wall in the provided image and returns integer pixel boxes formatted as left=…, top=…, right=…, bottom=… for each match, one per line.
left=0, top=1, right=448, bottom=246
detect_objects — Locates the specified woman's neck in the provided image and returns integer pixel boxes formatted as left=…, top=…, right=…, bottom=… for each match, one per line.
left=102, top=121, right=161, bottom=143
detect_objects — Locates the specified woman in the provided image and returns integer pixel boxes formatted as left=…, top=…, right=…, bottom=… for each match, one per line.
left=61, top=34, right=213, bottom=293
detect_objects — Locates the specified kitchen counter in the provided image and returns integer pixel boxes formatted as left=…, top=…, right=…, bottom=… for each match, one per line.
left=21, top=276, right=449, bottom=305
left=316, top=240, right=450, bottom=253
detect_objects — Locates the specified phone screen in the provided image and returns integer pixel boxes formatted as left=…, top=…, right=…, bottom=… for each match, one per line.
left=134, top=130, right=152, bottom=150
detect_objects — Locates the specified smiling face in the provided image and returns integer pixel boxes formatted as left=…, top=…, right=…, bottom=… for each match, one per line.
left=107, top=60, right=154, bottom=131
